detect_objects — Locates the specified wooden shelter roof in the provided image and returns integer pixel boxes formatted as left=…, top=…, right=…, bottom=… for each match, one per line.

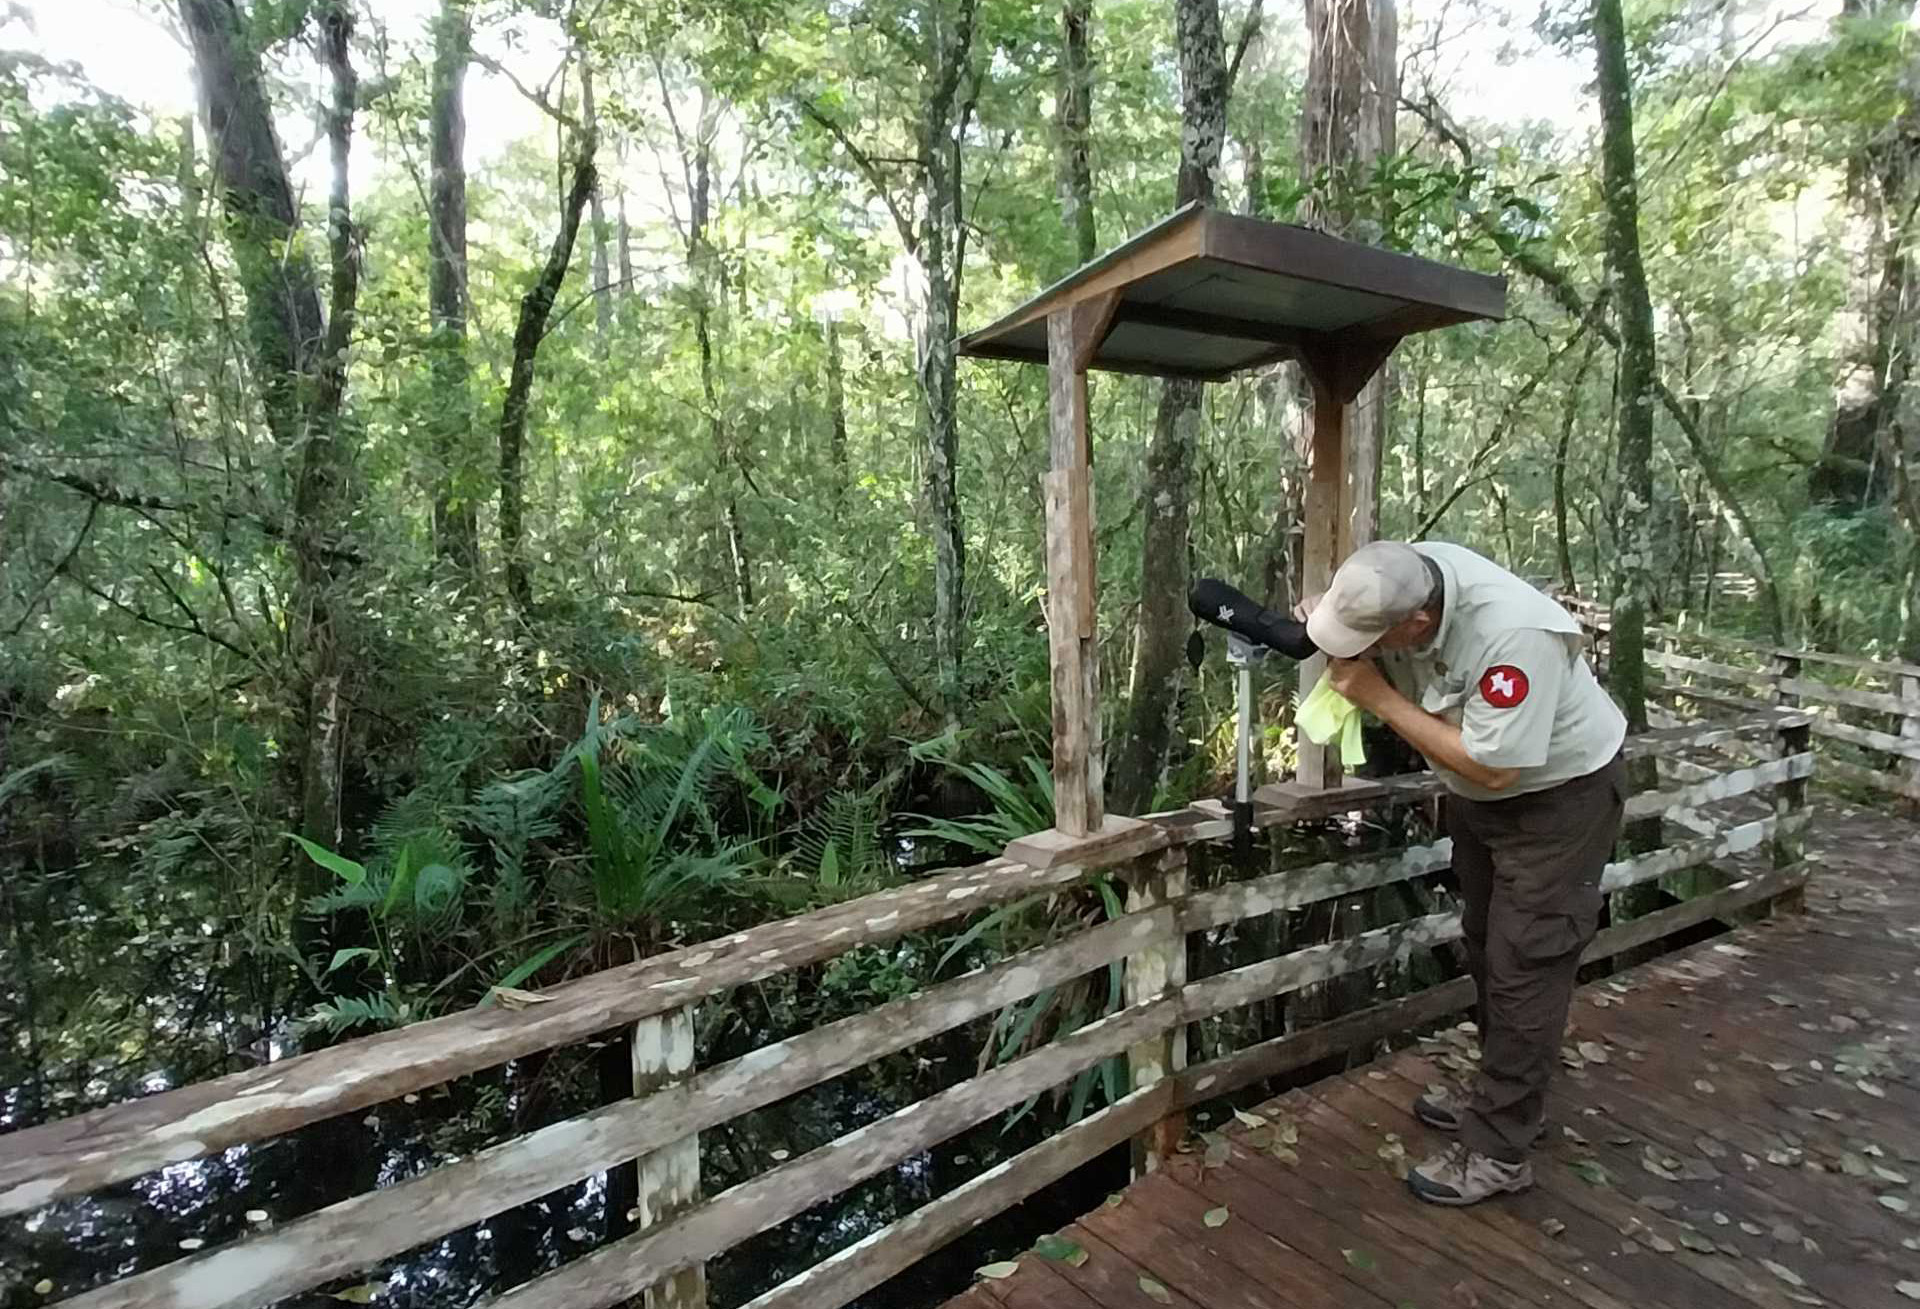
left=956, top=203, right=1507, bottom=387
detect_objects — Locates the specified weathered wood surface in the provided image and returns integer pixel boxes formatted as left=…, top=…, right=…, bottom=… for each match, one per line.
left=632, top=1006, right=705, bottom=1309
left=62, top=908, right=1174, bottom=1309
left=1819, top=754, right=1920, bottom=802
left=482, top=997, right=1182, bottom=1309
left=1043, top=305, right=1105, bottom=835
left=1005, top=814, right=1155, bottom=870
left=743, top=1085, right=1173, bottom=1309
left=1902, top=673, right=1920, bottom=799
left=1296, top=376, right=1347, bottom=791
left=0, top=841, right=1168, bottom=1214
left=1124, top=849, right=1189, bottom=1171
left=950, top=806, right=1920, bottom=1309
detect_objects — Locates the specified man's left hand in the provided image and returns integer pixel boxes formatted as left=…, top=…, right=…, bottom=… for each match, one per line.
left=1326, top=657, right=1392, bottom=712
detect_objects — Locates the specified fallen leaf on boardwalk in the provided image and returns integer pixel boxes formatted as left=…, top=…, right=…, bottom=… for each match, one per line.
left=1766, top=1149, right=1801, bottom=1167
left=1712, top=1212, right=1730, bottom=1226
left=1772, top=1223, right=1801, bottom=1243
left=1450, top=1280, right=1482, bottom=1307
left=33, top=1283, right=52, bottom=1297
left=1344, top=1249, right=1378, bottom=1272
left=1695, top=1135, right=1729, bottom=1160
left=1877, top=1166, right=1913, bottom=1185
left=1761, top=1260, right=1808, bottom=1288
left=1035, top=1235, right=1088, bottom=1266
left=1609, top=1135, right=1636, bottom=1147
left=1678, top=1230, right=1718, bottom=1254
left=1907, top=1237, right=1920, bottom=1252
left=1642, top=1148, right=1683, bottom=1181
left=1569, top=1159, right=1612, bottom=1187
left=1626, top=1050, right=1646, bottom=1062
left=178, top=1238, right=205, bottom=1251
left=1641, top=1232, right=1677, bottom=1254
left=245, top=1209, right=269, bottom=1223
left=1203, top=1139, right=1232, bottom=1168
left=1540, top=1218, right=1567, bottom=1238
left=770, top=1148, right=790, bottom=1161
left=1234, top=1109, right=1269, bottom=1129
left=1878, top=1195, right=1911, bottom=1214
left=1896, top=1282, right=1920, bottom=1300
left=1138, top=1275, right=1173, bottom=1303
left=1278, top=1123, right=1299, bottom=1146
left=330, top=1288, right=379, bottom=1305
left=1641, top=1196, right=1680, bottom=1213
left=1767, top=994, right=1797, bottom=1007
left=1694, top=1079, right=1717, bottom=1095
left=1859, top=1081, right=1888, bottom=1098
left=1563, top=1126, right=1590, bottom=1146
left=489, top=985, right=555, bottom=1008
left=1271, top=1146, right=1300, bottom=1165
left=1740, top=1222, right=1764, bottom=1236
left=565, top=1227, right=590, bottom=1242
left=1203, top=1206, right=1231, bottom=1228
left=976, top=1262, right=1020, bottom=1280
left=1812, top=1108, right=1844, bottom=1122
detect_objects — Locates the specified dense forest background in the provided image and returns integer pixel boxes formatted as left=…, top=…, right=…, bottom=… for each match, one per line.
left=0, top=0, right=1916, bottom=1298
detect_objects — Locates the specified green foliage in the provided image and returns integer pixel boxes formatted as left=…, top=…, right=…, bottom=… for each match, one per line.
left=903, top=729, right=1055, bottom=856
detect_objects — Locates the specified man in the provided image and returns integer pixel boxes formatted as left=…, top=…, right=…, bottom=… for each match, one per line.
left=1302, top=539, right=1627, bottom=1207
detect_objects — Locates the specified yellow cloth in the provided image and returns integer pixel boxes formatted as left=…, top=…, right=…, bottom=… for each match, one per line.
left=1297, top=679, right=1367, bottom=766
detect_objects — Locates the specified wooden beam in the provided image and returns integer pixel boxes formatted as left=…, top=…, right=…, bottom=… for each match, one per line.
left=1295, top=375, right=1346, bottom=791
left=632, top=1007, right=705, bottom=1308
left=1043, top=306, right=1107, bottom=834
left=1123, top=848, right=1189, bottom=1174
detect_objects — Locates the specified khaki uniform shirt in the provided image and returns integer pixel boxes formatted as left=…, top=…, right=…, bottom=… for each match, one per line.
left=1378, top=543, right=1627, bottom=801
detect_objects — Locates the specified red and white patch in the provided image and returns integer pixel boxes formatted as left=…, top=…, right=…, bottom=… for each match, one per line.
left=1479, top=664, right=1530, bottom=709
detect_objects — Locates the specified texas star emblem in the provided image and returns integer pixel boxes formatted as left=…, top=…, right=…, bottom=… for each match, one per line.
left=1479, top=664, right=1529, bottom=709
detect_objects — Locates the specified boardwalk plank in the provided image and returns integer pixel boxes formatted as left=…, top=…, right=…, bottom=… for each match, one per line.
left=941, top=809, right=1920, bottom=1309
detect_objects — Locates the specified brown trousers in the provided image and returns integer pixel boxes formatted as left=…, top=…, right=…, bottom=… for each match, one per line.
left=1446, top=753, right=1627, bottom=1163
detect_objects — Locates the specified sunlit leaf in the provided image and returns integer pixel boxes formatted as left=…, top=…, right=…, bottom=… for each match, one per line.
left=977, top=1261, right=1019, bottom=1280
left=1034, top=1235, right=1087, bottom=1267
left=1138, top=1275, right=1173, bottom=1303
left=1204, top=1207, right=1230, bottom=1228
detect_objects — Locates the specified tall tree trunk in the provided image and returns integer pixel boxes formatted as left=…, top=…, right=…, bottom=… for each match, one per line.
left=580, top=60, right=614, bottom=349
left=825, top=315, right=850, bottom=496
left=179, top=0, right=326, bottom=448
left=297, top=0, right=360, bottom=855
left=1299, top=0, right=1396, bottom=549
left=428, top=0, right=476, bottom=571
left=500, top=134, right=597, bottom=619
left=916, top=0, right=978, bottom=719
left=1553, top=332, right=1599, bottom=596
left=1593, top=0, right=1655, bottom=734
left=683, top=104, right=754, bottom=617
left=1108, top=0, right=1224, bottom=816
left=615, top=142, right=634, bottom=304
left=1056, top=0, right=1097, bottom=268
left=179, top=0, right=358, bottom=876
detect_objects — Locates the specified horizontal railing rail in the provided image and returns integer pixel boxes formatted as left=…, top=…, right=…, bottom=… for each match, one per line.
left=10, top=711, right=1813, bottom=1309
left=1568, top=603, right=1920, bottom=804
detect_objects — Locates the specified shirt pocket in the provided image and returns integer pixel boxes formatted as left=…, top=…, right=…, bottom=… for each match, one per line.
left=1421, top=672, right=1470, bottom=719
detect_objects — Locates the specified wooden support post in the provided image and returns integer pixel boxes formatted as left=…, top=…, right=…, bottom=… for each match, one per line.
left=1769, top=651, right=1801, bottom=763
left=1902, top=672, right=1920, bottom=815
left=1123, top=846, right=1188, bottom=1176
left=1042, top=304, right=1106, bottom=837
left=1770, top=719, right=1811, bottom=916
left=1297, top=376, right=1348, bottom=790
left=633, top=1006, right=706, bottom=1309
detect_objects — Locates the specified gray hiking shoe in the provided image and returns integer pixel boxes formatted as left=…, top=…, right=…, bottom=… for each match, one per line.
left=1407, top=1142, right=1533, bottom=1206
left=1413, top=1082, right=1463, bottom=1132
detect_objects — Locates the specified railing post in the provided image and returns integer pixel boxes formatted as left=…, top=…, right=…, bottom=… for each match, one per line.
left=1899, top=672, right=1920, bottom=814
left=1768, top=652, right=1801, bottom=760
left=1771, top=718, right=1811, bottom=916
left=634, top=1004, right=706, bottom=1309
left=1123, top=846, right=1188, bottom=1176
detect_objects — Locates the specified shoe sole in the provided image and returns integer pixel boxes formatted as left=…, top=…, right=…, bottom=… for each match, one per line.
left=1413, top=1102, right=1461, bottom=1133
left=1406, top=1174, right=1533, bottom=1207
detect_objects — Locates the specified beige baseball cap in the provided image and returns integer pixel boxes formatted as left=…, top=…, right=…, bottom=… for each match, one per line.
left=1306, top=541, right=1435, bottom=658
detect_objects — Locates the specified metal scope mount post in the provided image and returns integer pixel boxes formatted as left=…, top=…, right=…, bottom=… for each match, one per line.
left=1226, top=632, right=1267, bottom=864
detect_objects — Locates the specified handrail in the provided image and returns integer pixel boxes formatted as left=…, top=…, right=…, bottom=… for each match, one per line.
left=15, top=711, right=1816, bottom=1309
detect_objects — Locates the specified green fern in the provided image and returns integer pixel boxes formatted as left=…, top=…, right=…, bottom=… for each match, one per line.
left=297, top=992, right=413, bottom=1036
left=902, top=732, right=1054, bottom=856
left=0, top=753, right=76, bottom=810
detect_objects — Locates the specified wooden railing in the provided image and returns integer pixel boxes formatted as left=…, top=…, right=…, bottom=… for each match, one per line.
left=3, top=713, right=1813, bottom=1309
left=1566, top=601, right=1920, bottom=804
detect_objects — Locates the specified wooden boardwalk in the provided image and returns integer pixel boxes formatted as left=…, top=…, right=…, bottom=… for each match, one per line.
left=948, top=805, right=1920, bottom=1309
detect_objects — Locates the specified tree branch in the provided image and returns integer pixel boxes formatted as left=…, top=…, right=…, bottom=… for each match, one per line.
left=471, top=50, right=581, bottom=129
left=6, top=501, right=98, bottom=638
left=797, top=98, right=919, bottom=252
left=1225, top=0, right=1265, bottom=103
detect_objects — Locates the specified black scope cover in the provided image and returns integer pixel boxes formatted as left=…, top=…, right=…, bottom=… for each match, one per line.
left=1188, top=578, right=1319, bottom=659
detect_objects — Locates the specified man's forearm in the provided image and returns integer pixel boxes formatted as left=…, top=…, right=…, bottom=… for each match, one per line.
left=1369, top=691, right=1520, bottom=792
